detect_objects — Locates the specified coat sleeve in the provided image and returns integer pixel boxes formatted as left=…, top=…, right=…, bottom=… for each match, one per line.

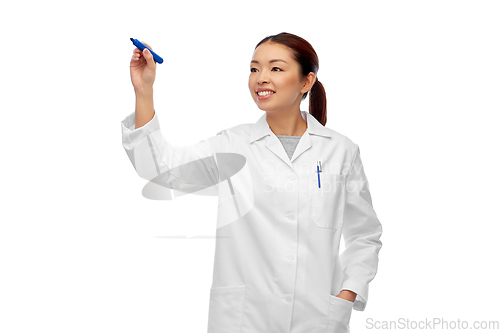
left=121, top=111, right=230, bottom=197
left=339, top=145, right=383, bottom=311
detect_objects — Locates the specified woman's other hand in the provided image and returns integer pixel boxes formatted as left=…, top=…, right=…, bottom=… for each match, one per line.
left=130, top=41, right=156, bottom=92
left=336, top=290, right=356, bottom=303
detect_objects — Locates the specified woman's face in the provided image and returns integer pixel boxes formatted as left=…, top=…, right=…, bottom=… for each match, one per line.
left=249, top=42, right=308, bottom=114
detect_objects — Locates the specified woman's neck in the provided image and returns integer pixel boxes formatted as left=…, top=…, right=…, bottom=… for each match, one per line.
left=266, top=110, right=307, bottom=137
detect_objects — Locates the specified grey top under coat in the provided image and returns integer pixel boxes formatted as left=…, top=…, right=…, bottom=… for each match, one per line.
left=276, top=135, right=302, bottom=159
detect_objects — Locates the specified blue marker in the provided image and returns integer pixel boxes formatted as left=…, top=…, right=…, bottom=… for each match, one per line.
left=130, top=38, right=164, bottom=64
left=317, top=161, right=322, bottom=188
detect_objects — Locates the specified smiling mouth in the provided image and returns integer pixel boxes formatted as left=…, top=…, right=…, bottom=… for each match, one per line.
left=257, top=91, right=275, bottom=97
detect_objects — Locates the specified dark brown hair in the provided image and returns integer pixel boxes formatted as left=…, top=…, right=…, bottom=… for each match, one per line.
left=255, top=32, right=327, bottom=126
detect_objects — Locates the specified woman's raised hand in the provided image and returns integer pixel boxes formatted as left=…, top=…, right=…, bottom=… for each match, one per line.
left=130, top=41, right=156, bottom=92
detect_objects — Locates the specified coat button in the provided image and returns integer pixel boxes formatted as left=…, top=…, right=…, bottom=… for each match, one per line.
left=286, top=254, right=295, bottom=260
left=287, top=213, right=296, bottom=220
left=283, top=294, right=293, bottom=303
left=288, top=174, right=296, bottom=180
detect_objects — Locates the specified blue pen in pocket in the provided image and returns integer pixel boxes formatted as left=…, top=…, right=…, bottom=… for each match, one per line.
left=317, top=161, right=322, bottom=188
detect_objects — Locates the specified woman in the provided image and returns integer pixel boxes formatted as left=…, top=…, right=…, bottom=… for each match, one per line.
left=122, top=32, right=383, bottom=333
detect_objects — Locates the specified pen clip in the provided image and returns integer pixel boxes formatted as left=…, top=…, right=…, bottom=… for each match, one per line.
left=317, top=161, right=322, bottom=172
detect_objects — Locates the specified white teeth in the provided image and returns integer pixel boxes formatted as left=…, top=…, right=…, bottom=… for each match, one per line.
left=257, top=91, right=275, bottom=96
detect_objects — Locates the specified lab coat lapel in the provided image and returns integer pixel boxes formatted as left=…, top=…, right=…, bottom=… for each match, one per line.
left=292, top=111, right=333, bottom=162
left=250, top=112, right=294, bottom=169
left=265, top=133, right=294, bottom=169
left=290, top=129, right=311, bottom=163
left=250, top=111, right=330, bottom=168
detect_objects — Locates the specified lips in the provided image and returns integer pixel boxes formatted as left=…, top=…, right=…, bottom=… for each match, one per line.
left=256, top=91, right=275, bottom=100
left=255, top=88, right=276, bottom=100
left=256, top=88, right=275, bottom=93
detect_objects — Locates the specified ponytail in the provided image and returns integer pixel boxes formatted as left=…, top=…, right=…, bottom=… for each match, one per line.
left=309, top=79, right=327, bottom=126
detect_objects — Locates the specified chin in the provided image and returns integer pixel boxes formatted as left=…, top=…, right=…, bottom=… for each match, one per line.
left=253, top=100, right=271, bottom=111
left=256, top=104, right=273, bottom=112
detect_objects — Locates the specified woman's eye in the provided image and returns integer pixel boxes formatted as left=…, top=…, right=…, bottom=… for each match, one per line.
left=250, top=67, right=281, bottom=72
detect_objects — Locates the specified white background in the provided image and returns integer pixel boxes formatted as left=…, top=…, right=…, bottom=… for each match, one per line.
left=1, top=0, right=499, bottom=332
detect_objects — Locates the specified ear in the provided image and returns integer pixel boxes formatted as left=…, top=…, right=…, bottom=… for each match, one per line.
left=300, top=72, right=316, bottom=94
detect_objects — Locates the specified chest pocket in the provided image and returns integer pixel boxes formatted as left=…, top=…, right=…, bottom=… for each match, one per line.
left=309, top=172, right=346, bottom=231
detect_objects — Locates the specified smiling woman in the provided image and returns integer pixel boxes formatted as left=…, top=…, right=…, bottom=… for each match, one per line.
left=249, top=33, right=328, bottom=133
left=122, top=32, right=383, bottom=333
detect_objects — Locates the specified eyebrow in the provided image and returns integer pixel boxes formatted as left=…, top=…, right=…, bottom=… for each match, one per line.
left=251, top=59, right=288, bottom=64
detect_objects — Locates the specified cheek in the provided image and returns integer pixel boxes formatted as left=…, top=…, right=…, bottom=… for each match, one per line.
left=279, top=75, right=301, bottom=94
left=248, top=79, right=257, bottom=99
left=248, top=76, right=255, bottom=88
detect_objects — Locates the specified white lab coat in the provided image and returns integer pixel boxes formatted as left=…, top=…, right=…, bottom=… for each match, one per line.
left=121, top=110, right=383, bottom=333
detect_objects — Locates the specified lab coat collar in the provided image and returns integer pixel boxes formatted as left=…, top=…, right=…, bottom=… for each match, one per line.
left=250, top=111, right=332, bottom=167
left=250, top=110, right=331, bottom=144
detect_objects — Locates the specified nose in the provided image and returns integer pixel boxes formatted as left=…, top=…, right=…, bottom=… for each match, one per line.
left=257, top=72, right=269, bottom=84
